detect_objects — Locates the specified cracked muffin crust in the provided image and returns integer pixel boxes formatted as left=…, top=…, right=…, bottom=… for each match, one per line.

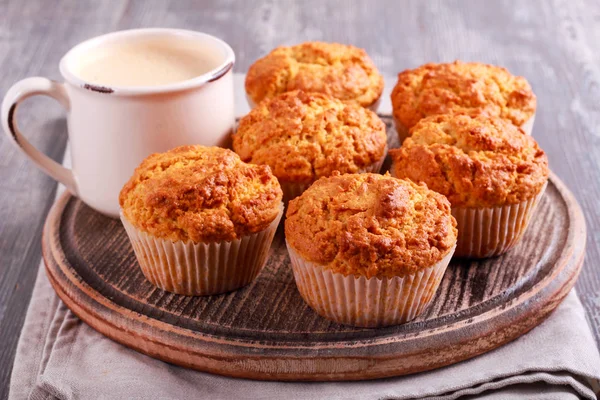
left=233, top=90, right=387, bottom=185
left=391, top=61, right=536, bottom=133
left=285, top=172, right=457, bottom=279
left=390, top=114, right=549, bottom=208
left=119, top=145, right=283, bottom=243
left=245, top=42, right=384, bottom=108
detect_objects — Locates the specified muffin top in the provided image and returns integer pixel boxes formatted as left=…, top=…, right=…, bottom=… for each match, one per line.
left=285, top=173, right=457, bottom=279
left=245, top=42, right=384, bottom=108
left=233, top=90, right=387, bottom=184
left=119, top=145, right=283, bottom=243
left=390, top=114, right=549, bottom=208
left=391, top=61, right=536, bottom=130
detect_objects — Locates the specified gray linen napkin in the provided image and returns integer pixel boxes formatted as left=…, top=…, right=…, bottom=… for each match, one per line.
left=9, top=75, right=600, bottom=399
left=9, top=265, right=600, bottom=400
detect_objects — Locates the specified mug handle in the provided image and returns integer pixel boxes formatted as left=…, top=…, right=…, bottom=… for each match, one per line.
left=2, top=77, right=77, bottom=194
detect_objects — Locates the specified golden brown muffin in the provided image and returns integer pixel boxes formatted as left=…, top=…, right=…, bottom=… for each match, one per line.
left=390, top=114, right=549, bottom=208
left=285, top=172, right=457, bottom=279
left=233, top=90, right=387, bottom=185
left=391, top=61, right=536, bottom=133
left=245, top=42, right=384, bottom=108
left=119, top=145, right=282, bottom=243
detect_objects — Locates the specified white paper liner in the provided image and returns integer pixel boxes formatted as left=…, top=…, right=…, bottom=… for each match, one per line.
left=393, top=112, right=536, bottom=142
left=279, top=181, right=312, bottom=204
left=120, top=205, right=283, bottom=296
left=521, top=113, right=535, bottom=135
left=366, top=95, right=382, bottom=113
left=364, top=147, right=388, bottom=174
left=246, top=92, right=382, bottom=112
left=280, top=148, right=388, bottom=203
left=452, top=183, right=547, bottom=258
left=286, top=242, right=455, bottom=328
left=245, top=93, right=258, bottom=110
left=393, top=115, right=411, bottom=144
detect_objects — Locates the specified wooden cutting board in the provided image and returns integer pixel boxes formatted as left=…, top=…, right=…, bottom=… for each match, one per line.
left=42, top=117, right=586, bottom=381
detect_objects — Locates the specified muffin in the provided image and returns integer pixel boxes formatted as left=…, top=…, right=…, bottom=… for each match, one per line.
left=391, top=61, right=536, bottom=142
left=285, top=172, right=457, bottom=328
left=119, top=145, right=283, bottom=296
left=245, top=41, right=384, bottom=110
left=390, top=114, right=548, bottom=258
left=233, top=90, right=388, bottom=202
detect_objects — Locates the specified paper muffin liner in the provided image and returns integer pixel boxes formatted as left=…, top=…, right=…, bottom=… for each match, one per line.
left=280, top=149, right=388, bottom=203
left=286, top=242, right=455, bottom=328
left=246, top=93, right=258, bottom=110
left=393, top=113, right=536, bottom=142
left=452, top=183, right=547, bottom=258
left=120, top=205, right=283, bottom=296
left=246, top=93, right=382, bottom=112
left=393, top=116, right=411, bottom=144
left=279, top=181, right=313, bottom=204
left=521, top=113, right=535, bottom=135
left=366, top=95, right=382, bottom=113
left=365, top=146, right=388, bottom=174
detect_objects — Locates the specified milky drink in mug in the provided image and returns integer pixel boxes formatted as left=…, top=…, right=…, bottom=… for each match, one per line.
left=2, top=29, right=235, bottom=217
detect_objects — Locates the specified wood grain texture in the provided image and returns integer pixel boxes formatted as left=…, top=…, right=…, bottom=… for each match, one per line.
left=41, top=117, right=585, bottom=381
left=1, top=0, right=599, bottom=393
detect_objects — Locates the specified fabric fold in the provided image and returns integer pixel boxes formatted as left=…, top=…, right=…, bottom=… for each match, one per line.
left=9, top=263, right=600, bottom=400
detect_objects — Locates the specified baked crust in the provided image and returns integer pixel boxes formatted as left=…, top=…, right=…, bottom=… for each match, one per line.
left=245, top=42, right=384, bottom=108
left=391, top=61, right=536, bottom=130
left=233, top=90, right=387, bottom=184
left=390, top=114, right=549, bottom=208
left=119, top=145, right=283, bottom=243
left=285, top=173, right=457, bottom=278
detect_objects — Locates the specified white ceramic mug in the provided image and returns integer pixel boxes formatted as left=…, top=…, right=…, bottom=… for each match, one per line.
left=1, top=29, right=235, bottom=217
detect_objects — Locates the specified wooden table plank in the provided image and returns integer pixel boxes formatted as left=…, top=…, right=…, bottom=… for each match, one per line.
left=1, top=0, right=599, bottom=397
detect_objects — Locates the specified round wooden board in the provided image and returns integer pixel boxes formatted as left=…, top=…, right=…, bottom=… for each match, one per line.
left=42, top=118, right=586, bottom=382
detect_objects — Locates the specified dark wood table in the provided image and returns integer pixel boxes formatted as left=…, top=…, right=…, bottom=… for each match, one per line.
left=1, top=0, right=599, bottom=397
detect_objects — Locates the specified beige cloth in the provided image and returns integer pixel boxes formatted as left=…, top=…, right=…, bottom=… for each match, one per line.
left=9, top=75, right=600, bottom=399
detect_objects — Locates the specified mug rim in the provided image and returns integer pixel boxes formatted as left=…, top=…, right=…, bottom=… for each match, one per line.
left=59, top=28, right=235, bottom=95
